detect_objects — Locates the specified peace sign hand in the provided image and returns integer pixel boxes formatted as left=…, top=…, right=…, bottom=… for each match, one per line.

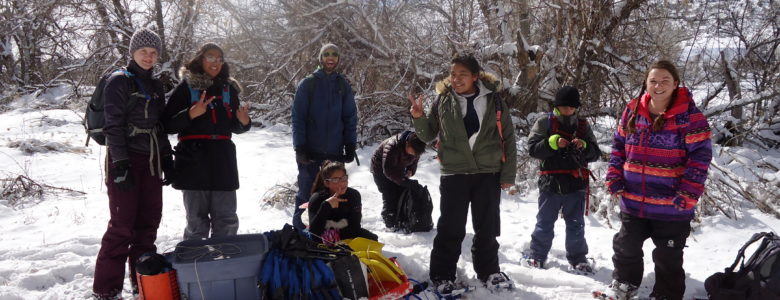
left=326, top=192, right=348, bottom=208
left=408, top=94, right=425, bottom=119
left=189, top=91, right=215, bottom=120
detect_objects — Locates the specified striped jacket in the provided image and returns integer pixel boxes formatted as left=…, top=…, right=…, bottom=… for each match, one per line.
left=606, top=87, right=712, bottom=221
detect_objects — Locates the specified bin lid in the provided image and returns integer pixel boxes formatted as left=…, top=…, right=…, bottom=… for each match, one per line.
left=168, top=233, right=268, bottom=264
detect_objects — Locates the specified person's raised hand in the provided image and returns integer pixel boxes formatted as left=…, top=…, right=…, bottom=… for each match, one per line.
left=408, top=94, right=425, bottom=119
left=326, top=192, right=348, bottom=208
left=237, top=103, right=250, bottom=126
left=189, top=91, right=215, bottom=119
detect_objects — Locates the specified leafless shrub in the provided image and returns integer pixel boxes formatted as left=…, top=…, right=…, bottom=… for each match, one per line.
left=1, top=175, right=85, bottom=209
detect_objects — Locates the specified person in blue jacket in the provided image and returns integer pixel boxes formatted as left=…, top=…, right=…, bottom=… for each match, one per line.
left=291, top=43, right=357, bottom=230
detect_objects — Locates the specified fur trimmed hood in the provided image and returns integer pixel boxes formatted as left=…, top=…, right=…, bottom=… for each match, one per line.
left=179, top=67, right=242, bottom=94
left=435, top=72, right=501, bottom=95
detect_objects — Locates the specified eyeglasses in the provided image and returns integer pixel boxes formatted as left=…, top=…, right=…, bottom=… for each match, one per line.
left=325, top=175, right=348, bottom=183
left=204, top=56, right=223, bottom=63
left=322, top=52, right=339, bottom=58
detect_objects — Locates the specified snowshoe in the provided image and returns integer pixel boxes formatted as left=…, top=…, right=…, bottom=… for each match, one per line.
left=431, top=280, right=473, bottom=299
left=483, top=272, right=514, bottom=292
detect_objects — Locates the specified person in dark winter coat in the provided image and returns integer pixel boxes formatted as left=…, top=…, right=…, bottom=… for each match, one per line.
left=308, top=161, right=377, bottom=243
left=409, top=54, right=517, bottom=296
left=524, top=86, right=601, bottom=273
left=162, top=43, right=251, bottom=240
left=291, top=43, right=357, bottom=230
left=93, top=27, right=174, bottom=300
left=370, top=131, right=426, bottom=229
left=606, top=60, right=712, bottom=300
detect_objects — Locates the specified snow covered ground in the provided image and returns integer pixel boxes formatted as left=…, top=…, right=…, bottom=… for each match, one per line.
left=0, top=101, right=778, bottom=300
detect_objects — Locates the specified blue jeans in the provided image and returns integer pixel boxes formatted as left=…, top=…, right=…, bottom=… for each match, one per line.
left=293, top=159, right=324, bottom=230
left=529, top=190, right=588, bottom=265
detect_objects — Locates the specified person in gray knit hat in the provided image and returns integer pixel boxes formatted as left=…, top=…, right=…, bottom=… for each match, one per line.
left=92, top=25, right=173, bottom=300
left=290, top=42, right=356, bottom=230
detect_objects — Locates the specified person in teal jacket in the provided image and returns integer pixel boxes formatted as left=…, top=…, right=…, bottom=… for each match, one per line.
left=409, top=53, right=517, bottom=297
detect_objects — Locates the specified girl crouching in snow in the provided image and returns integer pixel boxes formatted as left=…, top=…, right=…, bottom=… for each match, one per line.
left=308, top=160, right=378, bottom=243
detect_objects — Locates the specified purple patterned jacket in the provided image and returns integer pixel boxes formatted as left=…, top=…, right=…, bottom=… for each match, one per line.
left=606, top=87, right=712, bottom=221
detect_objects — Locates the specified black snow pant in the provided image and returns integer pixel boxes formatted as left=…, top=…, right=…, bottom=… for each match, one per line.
left=430, top=173, right=501, bottom=283
left=372, top=172, right=404, bottom=228
left=612, top=212, right=691, bottom=300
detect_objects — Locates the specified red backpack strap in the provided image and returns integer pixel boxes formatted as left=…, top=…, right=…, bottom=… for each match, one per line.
left=494, top=97, right=506, bottom=163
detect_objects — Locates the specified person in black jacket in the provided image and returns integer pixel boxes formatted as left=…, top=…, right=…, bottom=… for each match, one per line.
left=308, top=161, right=377, bottom=243
left=93, top=27, right=174, bottom=300
left=524, top=86, right=601, bottom=273
left=163, top=43, right=251, bottom=240
left=370, top=131, right=426, bottom=229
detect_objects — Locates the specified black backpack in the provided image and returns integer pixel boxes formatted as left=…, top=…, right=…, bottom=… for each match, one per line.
left=705, top=232, right=780, bottom=300
left=83, top=68, right=146, bottom=146
left=396, top=179, right=433, bottom=233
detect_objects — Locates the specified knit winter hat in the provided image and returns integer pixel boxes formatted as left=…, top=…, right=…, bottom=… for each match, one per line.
left=129, top=27, right=162, bottom=56
left=318, top=43, right=340, bottom=61
left=553, top=86, right=581, bottom=108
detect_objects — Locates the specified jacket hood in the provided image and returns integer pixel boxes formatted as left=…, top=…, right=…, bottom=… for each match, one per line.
left=634, top=86, right=692, bottom=121
left=435, top=72, right=501, bottom=95
left=179, top=67, right=242, bottom=94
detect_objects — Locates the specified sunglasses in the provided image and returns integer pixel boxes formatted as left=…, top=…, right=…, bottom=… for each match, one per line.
left=322, top=52, right=339, bottom=58
left=325, top=175, right=348, bottom=183
left=204, top=56, right=223, bottom=63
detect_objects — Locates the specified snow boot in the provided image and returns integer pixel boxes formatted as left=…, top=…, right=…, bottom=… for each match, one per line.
left=609, top=280, right=639, bottom=300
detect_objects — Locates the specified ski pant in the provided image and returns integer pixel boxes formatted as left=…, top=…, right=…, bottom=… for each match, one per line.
left=372, top=172, right=404, bottom=228
left=430, top=173, right=501, bottom=282
left=528, top=190, right=588, bottom=265
left=294, top=159, right=324, bottom=230
left=182, top=190, right=239, bottom=240
left=612, top=212, right=691, bottom=300
left=93, top=153, right=162, bottom=297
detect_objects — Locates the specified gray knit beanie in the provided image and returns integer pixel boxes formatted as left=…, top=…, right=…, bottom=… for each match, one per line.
left=318, top=43, right=339, bottom=62
left=129, top=28, right=162, bottom=56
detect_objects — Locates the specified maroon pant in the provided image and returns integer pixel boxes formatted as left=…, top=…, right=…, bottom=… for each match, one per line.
left=93, top=153, right=163, bottom=297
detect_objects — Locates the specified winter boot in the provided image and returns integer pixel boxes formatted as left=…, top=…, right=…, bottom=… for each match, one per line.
left=483, top=272, right=514, bottom=292
left=609, top=280, right=638, bottom=300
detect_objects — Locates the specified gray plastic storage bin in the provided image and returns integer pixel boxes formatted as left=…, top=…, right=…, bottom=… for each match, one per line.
left=166, top=233, right=268, bottom=300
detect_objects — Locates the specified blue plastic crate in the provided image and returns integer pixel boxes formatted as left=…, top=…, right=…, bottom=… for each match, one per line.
left=166, top=234, right=268, bottom=300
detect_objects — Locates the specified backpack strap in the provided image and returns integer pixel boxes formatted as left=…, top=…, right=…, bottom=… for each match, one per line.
left=494, top=96, right=506, bottom=163
left=120, top=69, right=150, bottom=101
left=188, top=83, right=232, bottom=123
left=728, top=232, right=772, bottom=274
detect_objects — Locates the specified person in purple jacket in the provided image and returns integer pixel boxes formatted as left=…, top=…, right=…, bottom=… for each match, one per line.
left=93, top=28, right=174, bottom=300
left=370, top=131, right=426, bottom=229
left=605, top=60, right=713, bottom=300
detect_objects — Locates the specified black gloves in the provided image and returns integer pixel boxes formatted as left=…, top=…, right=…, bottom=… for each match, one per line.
left=161, top=155, right=175, bottom=186
left=111, top=159, right=134, bottom=191
left=295, top=146, right=311, bottom=165
left=343, top=143, right=356, bottom=163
